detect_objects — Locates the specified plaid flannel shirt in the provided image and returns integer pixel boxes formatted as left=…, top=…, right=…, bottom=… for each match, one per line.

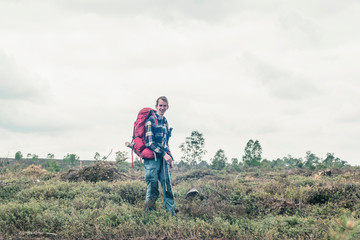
left=144, top=112, right=171, bottom=158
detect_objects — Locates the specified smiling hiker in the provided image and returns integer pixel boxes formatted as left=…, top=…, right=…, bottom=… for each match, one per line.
left=127, top=96, right=175, bottom=215
left=144, top=96, right=175, bottom=215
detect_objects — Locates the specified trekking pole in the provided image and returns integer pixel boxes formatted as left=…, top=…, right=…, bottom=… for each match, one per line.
left=167, top=163, right=173, bottom=194
left=167, top=154, right=174, bottom=194
left=164, top=159, right=167, bottom=191
left=163, top=155, right=173, bottom=192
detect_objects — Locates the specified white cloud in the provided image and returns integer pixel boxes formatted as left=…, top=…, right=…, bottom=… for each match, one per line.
left=0, top=51, right=49, bottom=101
left=241, top=53, right=321, bottom=100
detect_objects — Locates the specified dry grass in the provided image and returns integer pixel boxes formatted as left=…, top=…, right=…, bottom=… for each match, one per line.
left=0, top=164, right=360, bottom=239
left=22, top=164, right=47, bottom=178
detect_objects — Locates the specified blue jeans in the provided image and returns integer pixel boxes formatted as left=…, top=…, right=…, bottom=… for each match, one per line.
left=143, top=158, right=175, bottom=215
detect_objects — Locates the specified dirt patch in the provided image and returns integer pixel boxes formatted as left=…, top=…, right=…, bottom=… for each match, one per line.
left=61, top=161, right=129, bottom=183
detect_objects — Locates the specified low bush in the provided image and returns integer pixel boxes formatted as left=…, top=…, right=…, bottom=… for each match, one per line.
left=0, top=167, right=360, bottom=239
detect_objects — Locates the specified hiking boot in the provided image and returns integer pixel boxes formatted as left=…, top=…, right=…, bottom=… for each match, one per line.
left=144, top=199, right=156, bottom=211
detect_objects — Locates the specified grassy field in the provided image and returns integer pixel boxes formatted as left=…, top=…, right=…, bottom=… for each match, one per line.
left=1, top=163, right=360, bottom=239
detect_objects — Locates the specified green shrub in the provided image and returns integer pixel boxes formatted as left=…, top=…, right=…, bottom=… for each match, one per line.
left=1, top=166, right=360, bottom=239
left=17, top=181, right=86, bottom=201
left=0, top=178, right=33, bottom=200
left=0, top=201, right=42, bottom=234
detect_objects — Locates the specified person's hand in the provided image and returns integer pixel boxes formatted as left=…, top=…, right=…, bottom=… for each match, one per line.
left=164, top=153, right=173, bottom=168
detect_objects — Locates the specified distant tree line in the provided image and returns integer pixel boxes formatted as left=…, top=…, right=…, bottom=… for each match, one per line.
left=12, top=151, right=81, bottom=173
left=178, top=130, right=349, bottom=171
left=10, top=149, right=131, bottom=173
left=10, top=130, right=349, bottom=173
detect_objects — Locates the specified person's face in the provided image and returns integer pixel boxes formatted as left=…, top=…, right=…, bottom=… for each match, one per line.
left=156, top=99, right=168, bottom=116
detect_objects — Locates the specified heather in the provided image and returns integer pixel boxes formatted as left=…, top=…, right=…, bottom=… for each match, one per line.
left=1, top=162, right=359, bottom=239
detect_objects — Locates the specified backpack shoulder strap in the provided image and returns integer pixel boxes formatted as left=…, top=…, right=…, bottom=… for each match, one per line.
left=150, top=110, right=158, bottom=126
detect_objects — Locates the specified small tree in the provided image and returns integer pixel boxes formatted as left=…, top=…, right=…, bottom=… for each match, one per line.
left=94, top=152, right=101, bottom=161
left=321, top=153, right=348, bottom=169
left=47, top=153, right=55, bottom=159
left=177, top=160, right=190, bottom=170
left=304, top=151, right=320, bottom=170
left=63, top=153, right=80, bottom=166
left=179, top=130, right=207, bottom=165
left=15, top=151, right=23, bottom=160
left=198, top=160, right=209, bottom=169
left=115, top=150, right=128, bottom=163
left=25, top=153, right=39, bottom=160
left=242, top=139, right=262, bottom=167
left=45, top=160, right=60, bottom=172
left=231, top=157, right=241, bottom=171
left=211, top=149, right=227, bottom=170
left=261, top=159, right=272, bottom=169
left=270, top=158, right=285, bottom=169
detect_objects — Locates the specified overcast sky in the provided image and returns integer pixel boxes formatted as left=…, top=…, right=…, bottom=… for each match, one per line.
left=1, top=0, right=360, bottom=165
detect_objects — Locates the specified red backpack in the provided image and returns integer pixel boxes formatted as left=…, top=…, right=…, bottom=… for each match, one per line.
left=128, top=108, right=158, bottom=168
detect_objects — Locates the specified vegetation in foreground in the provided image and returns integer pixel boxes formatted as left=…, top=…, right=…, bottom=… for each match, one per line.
left=0, top=131, right=358, bottom=239
left=1, top=163, right=360, bottom=240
